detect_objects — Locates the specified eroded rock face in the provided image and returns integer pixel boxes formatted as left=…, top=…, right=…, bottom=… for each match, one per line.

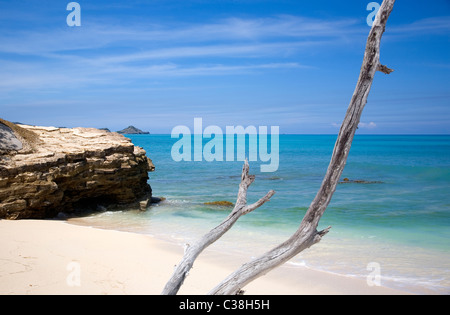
left=0, top=122, right=155, bottom=219
left=0, top=123, right=23, bottom=152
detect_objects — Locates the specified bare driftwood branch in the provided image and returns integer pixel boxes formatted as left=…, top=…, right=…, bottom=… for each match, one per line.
left=161, top=160, right=275, bottom=295
left=209, top=0, right=396, bottom=295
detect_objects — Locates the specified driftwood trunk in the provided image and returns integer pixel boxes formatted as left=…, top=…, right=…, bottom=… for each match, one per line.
left=209, top=0, right=396, bottom=295
left=161, top=0, right=395, bottom=295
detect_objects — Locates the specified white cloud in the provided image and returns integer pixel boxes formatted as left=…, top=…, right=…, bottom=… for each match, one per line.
left=0, top=15, right=361, bottom=56
left=83, top=41, right=325, bottom=66
left=331, top=122, right=341, bottom=128
left=0, top=59, right=305, bottom=92
left=0, top=14, right=361, bottom=92
left=358, top=122, right=377, bottom=129
left=390, top=16, right=450, bottom=35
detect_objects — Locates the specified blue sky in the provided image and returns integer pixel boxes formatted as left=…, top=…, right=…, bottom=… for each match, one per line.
left=0, top=0, right=449, bottom=134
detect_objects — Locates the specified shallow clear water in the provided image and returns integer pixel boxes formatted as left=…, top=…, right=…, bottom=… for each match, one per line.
left=71, top=134, right=450, bottom=294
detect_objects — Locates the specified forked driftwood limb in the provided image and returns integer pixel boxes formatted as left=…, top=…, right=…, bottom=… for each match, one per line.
left=208, top=0, right=396, bottom=295
left=161, top=160, right=275, bottom=295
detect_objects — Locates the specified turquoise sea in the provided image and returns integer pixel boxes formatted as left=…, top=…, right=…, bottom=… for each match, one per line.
left=73, top=134, right=450, bottom=294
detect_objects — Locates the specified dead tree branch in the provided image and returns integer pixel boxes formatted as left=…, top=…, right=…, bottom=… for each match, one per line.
left=209, top=0, right=396, bottom=295
left=161, top=160, right=275, bottom=295
left=377, top=64, right=394, bottom=74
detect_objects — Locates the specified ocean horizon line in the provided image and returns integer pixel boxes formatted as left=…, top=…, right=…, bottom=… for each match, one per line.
left=127, top=133, right=450, bottom=136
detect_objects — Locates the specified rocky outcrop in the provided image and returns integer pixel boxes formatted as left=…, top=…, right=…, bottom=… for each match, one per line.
left=204, top=201, right=234, bottom=207
left=0, top=120, right=155, bottom=219
left=0, top=123, right=22, bottom=152
left=339, top=178, right=383, bottom=184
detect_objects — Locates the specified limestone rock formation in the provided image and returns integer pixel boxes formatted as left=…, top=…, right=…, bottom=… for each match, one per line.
left=0, top=123, right=22, bottom=152
left=0, top=120, right=155, bottom=219
left=204, top=201, right=234, bottom=207
left=339, top=178, right=383, bottom=184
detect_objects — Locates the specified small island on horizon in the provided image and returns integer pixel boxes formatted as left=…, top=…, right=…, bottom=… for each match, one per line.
left=116, top=126, right=150, bottom=135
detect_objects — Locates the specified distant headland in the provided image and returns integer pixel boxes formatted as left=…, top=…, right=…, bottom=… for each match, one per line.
left=117, top=126, right=150, bottom=135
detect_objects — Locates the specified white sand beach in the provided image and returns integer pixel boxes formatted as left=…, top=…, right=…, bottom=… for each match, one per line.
left=0, top=219, right=408, bottom=295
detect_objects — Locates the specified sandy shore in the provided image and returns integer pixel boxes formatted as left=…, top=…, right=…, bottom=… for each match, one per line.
left=0, top=219, right=408, bottom=295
